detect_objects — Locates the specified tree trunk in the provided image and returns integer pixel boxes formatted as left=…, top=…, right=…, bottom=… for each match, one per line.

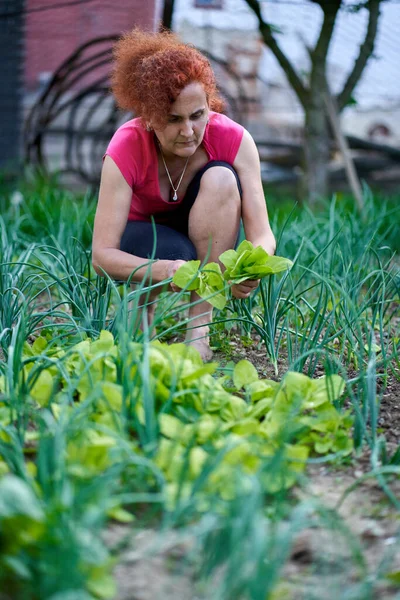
left=161, top=0, right=175, bottom=30
left=242, top=0, right=383, bottom=204
left=301, top=100, right=331, bottom=203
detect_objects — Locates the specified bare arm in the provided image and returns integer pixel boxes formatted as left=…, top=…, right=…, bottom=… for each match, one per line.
left=92, top=156, right=178, bottom=283
left=230, top=130, right=276, bottom=299
left=233, top=129, right=276, bottom=255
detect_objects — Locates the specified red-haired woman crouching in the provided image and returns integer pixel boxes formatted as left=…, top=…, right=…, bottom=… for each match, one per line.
left=92, top=28, right=276, bottom=361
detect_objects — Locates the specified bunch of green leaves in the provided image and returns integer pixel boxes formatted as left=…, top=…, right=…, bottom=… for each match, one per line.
left=172, top=260, right=227, bottom=309
left=219, top=240, right=293, bottom=283
left=172, top=241, right=292, bottom=310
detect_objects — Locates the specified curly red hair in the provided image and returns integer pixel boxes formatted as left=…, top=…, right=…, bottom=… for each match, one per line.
left=111, top=28, right=225, bottom=127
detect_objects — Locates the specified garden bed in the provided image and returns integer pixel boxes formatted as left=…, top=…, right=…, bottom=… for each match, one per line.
left=0, top=180, right=399, bottom=599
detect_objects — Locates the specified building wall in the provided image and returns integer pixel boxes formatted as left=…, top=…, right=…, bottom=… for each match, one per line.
left=24, top=0, right=158, bottom=91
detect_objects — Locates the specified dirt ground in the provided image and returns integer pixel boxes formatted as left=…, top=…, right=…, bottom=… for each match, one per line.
left=107, top=464, right=399, bottom=600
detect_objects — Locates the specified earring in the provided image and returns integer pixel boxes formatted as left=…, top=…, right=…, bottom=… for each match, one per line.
left=146, top=123, right=153, bottom=132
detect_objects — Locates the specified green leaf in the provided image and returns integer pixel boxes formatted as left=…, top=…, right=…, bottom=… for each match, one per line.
left=220, top=396, right=247, bottom=422
left=0, top=475, right=43, bottom=521
left=202, top=262, right=223, bottom=284
left=233, top=359, right=258, bottom=389
left=29, top=369, right=54, bottom=407
left=181, top=362, right=218, bottom=383
left=247, top=245, right=269, bottom=265
left=107, top=506, right=135, bottom=523
left=236, top=240, right=254, bottom=255
left=189, top=446, right=208, bottom=478
left=219, top=248, right=238, bottom=271
left=201, top=388, right=232, bottom=413
left=314, top=436, right=333, bottom=454
left=173, top=260, right=227, bottom=307
left=91, top=330, right=115, bottom=354
left=32, top=336, right=48, bottom=355
left=159, top=414, right=184, bottom=440
left=197, top=263, right=227, bottom=308
left=246, top=397, right=274, bottom=419
left=194, top=415, right=222, bottom=444
left=197, top=283, right=226, bottom=309
left=385, top=571, right=400, bottom=584
left=229, top=250, right=252, bottom=277
left=285, top=443, right=309, bottom=471
left=248, top=379, right=278, bottom=402
left=99, top=381, right=123, bottom=412
left=243, top=257, right=292, bottom=276
left=172, top=260, right=201, bottom=290
left=230, top=418, right=260, bottom=436
left=87, top=567, right=116, bottom=600
left=220, top=240, right=292, bottom=283
left=308, top=375, right=345, bottom=408
left=281, top=371, right=312, bottom=402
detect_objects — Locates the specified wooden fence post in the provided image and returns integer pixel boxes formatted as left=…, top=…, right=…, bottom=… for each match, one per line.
left=324, top=91, right=365, bottom=213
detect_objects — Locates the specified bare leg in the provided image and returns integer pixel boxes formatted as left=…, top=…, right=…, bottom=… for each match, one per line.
left=130, top=284, right=159, bottom=333
left=186, top=166, right=241, bottom=360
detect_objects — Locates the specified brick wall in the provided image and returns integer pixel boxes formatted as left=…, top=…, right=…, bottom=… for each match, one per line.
left=24, top=0, right=158, bottom=91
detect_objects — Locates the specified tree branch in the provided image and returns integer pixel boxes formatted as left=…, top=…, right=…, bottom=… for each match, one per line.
left=311, top=1, right=341, bottom=68
left=242, top=0, right=309, bottom=107
left=337, top=0, right=382, bottom=111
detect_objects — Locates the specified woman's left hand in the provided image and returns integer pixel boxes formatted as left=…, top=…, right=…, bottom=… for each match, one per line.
left=231, top=279, right=259, bottom=299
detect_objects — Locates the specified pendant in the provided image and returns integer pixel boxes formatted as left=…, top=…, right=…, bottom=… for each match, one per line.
left=172, top=191, right=178, bottom=201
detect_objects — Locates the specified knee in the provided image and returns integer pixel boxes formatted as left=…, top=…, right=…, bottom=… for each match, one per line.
left=162, top=235, right=197, bottom=261
left=199, top=166, right=241, bottom=208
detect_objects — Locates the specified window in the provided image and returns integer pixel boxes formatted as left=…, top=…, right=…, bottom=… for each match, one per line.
left=194, top=0, right=223, bottom=8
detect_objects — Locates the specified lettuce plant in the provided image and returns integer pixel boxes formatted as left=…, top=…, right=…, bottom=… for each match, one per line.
left=172, top=260, right=227, bottom=309
left=172, top=241, right=293, bottom=308
left=0, top=333, right=353, bottom=508
left=219, top=240, right=293, bottom=283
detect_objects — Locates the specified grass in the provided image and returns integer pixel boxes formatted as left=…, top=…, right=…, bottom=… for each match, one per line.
left=0, top=173, right=399, bottom=599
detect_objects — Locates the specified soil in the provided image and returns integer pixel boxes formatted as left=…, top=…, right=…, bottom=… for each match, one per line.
left=107, top=465, right=399, bottom=600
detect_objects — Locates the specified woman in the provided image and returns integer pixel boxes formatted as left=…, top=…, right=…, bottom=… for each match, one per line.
left=92, top=28, right=276, bottom=361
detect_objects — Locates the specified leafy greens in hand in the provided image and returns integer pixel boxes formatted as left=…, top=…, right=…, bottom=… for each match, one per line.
left=172, top=241, right=292, bottom=306
left=172, top=260, right=227, bottom=309
left=219, top=240, right=293, bottom=284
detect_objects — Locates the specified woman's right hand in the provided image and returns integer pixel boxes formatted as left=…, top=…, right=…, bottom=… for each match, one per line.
left=163, top=259, right=187, bottom=292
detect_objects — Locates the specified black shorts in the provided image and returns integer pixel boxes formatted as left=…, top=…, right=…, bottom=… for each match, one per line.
left=120, top=160, right=242, bottom=261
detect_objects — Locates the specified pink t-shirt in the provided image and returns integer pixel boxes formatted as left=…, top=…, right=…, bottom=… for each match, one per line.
left=104, top=111, right=244, bottom=222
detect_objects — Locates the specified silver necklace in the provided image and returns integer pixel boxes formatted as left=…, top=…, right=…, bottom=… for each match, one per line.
left=158, top=142, right=189, bottom=202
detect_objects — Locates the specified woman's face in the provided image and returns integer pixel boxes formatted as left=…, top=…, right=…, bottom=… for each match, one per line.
left=152, top=82, right=209, bottom=160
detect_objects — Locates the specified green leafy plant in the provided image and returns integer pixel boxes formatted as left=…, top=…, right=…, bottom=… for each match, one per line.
left=172, top=241, right=292, bottom=310
left=172, top=260, right=227, bottom=308
left=219, top=239, right=293, bottom=283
